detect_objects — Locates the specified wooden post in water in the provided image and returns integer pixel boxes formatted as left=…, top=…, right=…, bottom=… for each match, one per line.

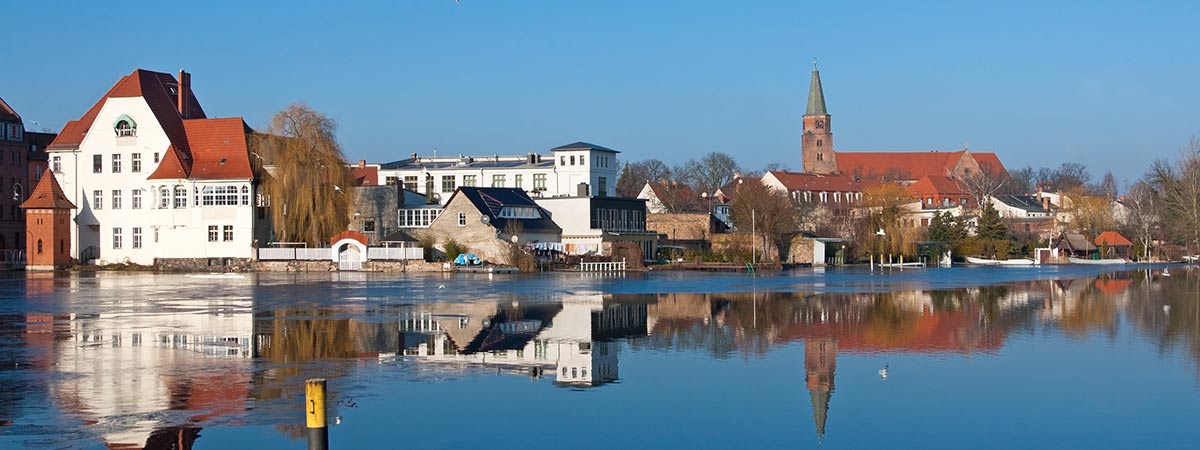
left=306, top=378, right=329, bottom=450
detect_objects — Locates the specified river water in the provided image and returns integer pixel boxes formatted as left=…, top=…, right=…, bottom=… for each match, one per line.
left=0, top=266, right=1197, bottom=449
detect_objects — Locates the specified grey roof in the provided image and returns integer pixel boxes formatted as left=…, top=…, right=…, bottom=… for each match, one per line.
left=380, top=157, right=553, bottom=171
left=995, top=195, right=1046, bottom=213
left=550, top=141, right=620, bottom=153
left=450, top=187, right=562, bottom=233
left=805, top=67, right=828, bottom=116
left=1057, top=233, right=1097, bottom=252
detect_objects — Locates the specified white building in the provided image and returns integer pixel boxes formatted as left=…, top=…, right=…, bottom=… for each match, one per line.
left=45, top=69, right=266, bottom=265
left=376, top=142, right=619, bottom=205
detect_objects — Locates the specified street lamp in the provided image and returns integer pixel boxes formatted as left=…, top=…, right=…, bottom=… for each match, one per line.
left=12, top=182, right=22, bottom=202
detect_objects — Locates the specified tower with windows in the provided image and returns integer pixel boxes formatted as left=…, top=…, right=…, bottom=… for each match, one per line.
left=21, top=171, right=75, bottom=270
left=801, top=61, right=838, bottom=174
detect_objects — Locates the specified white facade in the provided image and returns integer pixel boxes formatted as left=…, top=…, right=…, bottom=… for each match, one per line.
left=48, top=99, right=260, bottom=265
left=376, top=143, right=620, bottom=205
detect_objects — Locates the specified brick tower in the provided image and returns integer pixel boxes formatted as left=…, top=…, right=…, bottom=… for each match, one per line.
left=801, top=61, right=838, bottom=174
left=20, top=171, right=75, bottom=270
left=805, top=337, right=837, bottom=442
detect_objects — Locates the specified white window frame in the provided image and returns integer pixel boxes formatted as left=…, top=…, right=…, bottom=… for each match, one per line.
left=457, top=212, right=467, bottom=227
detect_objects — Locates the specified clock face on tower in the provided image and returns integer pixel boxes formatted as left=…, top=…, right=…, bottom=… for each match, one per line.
left=815, top=120, right=824, bottom=129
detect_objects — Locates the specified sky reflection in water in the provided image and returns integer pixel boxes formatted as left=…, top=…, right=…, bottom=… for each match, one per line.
left=0, top=266, right=1198, bottom=449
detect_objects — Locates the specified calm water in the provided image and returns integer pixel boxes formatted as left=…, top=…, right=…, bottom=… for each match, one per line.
left=0, top=266, right=1198, bottom=449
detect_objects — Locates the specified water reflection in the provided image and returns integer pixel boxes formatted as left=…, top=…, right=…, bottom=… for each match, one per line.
left=1, top=268, right=1198, bottom=448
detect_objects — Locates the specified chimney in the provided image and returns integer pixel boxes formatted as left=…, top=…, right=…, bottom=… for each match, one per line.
left=1042, top=195, right=1051, bottom=211
left=357, top=160, right=366, bottom=168
left=410, top=152, right=418, bottom=160
left=177, top=69, right=191, bottom=118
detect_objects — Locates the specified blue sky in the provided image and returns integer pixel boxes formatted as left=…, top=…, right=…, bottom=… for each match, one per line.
left=4, top=0, right=1198, bottom=187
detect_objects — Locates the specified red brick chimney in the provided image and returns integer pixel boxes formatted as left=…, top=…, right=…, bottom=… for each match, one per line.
left=357, top=160, right=366, bottom=168
left=177, top=69, right=191, bottom=118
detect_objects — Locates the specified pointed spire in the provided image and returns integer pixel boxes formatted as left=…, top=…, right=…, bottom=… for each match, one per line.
left=806, top=59, right=828, bottom=116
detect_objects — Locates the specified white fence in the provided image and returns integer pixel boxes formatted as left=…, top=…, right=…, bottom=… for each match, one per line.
left=259, top=246, right=423, bottom=261
left=579, top=259, right=626, bottom=272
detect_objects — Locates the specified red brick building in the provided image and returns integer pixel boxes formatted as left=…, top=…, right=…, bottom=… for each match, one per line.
left=20, top=170, right=75, bottom=270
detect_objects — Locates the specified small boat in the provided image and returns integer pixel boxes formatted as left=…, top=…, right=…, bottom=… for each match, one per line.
left=877, top=262, right=926, bottom=268
left=998, top=258, right=1035, bottom=266
left=1068, top=257, right=1128, bottom=265
left=965, top=256, right=1001, bottom=266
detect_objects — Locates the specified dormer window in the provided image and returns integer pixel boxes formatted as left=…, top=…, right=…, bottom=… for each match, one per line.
left=113, top=115, right=137, bottom=138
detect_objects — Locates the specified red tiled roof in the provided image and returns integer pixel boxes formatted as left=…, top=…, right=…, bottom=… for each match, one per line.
left=350, top=166, right=379, bottom=186
left=1094, top=231, right=1132, bottom=247
left=170, top=118, right=253, bottom=180
left=330, top=230, right=369, bottom=246
left=768, top=170, right=875, bottom=192
left=836, top=150, right=1006, bottom=180
left=48, top=69, right=205, bottom=152
left=906, top=175, right=967, bottom=196
left=20, top=170, right=76, bottom=209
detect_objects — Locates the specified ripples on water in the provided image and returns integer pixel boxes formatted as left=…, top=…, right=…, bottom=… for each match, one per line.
left=0, top=266, right=1198, bottom=449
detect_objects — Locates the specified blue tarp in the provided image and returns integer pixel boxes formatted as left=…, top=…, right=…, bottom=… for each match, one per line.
left=453, top=253, right=482, bottom=266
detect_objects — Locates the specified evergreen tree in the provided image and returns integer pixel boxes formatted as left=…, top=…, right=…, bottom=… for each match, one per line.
left=976, top=202, right=1008, bottom=241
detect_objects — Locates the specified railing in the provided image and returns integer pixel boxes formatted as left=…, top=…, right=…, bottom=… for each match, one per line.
left=367, top=247, right=424, bottom=260
left=579, top=259, right=626, bottom=272
left=258, top=248, right=295, bottom=260
left=258, top=246, right=424, bottom=261
left=296, top=249, right=328, bottom=260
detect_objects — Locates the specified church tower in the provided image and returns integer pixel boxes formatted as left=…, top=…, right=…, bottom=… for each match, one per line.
left=805, top=337, right=837, bottom=442
left=802, top=61, right=838, bottom=174
left=20, top=171, right=76, bottom=270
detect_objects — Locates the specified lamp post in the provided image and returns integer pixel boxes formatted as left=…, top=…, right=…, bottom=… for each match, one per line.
left=12, top=182, right=22, bottom=202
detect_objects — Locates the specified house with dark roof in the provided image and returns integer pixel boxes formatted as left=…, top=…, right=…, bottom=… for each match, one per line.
left=991, top=194, right=1057, bottom=240
left=421, top=187, right=561, bottom=264
left=43, top=68, right=267, bottom=265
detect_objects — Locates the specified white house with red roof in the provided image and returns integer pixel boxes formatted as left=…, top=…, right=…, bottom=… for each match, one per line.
left=45, top=69, right=266, bottom=265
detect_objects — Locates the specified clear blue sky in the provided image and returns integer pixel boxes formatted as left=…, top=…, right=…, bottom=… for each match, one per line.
left=4, top=0, right=1198, bottom=188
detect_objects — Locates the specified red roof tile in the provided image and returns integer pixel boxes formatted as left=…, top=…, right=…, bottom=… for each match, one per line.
left=349, top=166, right=379, bottom=186
left=172, top=118, right=253, bottom=180
left=20, top=170, right=75, bottom=209
left=836, top=150, right=1006, bottom=180
left=1093, top=231, right=1132, bottom=246
left=906, top=175, right=967, bottom=196
left=48, top=69, right=204, bottom=153
left=768, top=170, right=875, bottom=192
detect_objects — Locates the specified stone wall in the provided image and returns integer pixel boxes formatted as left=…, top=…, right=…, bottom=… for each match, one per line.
left=156, top=257, right=256, bottom=272
left=788, top=236, right=817, bottom=265
left=647, top=213, right=709, bottom=241
left=349, top=185, right=399, bottom=245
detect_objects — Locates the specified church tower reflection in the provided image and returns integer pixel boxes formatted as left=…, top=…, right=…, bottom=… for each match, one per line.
left=804, top=337, right=837, bottom=442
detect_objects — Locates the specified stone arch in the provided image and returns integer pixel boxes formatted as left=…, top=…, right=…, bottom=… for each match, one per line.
left=329, top=230, right=370, bottom=263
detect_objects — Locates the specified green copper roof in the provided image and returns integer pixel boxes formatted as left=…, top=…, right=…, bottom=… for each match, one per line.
left=805, top=66, right=828, bottom=116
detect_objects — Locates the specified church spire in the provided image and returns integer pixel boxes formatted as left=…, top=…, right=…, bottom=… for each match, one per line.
left=806, top=59, right=828, bottom=116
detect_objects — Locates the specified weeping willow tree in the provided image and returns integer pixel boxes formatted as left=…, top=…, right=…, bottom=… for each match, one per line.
left=860, top=183, right=921, bottom=259
left=254, top=104, right=353, bottom=246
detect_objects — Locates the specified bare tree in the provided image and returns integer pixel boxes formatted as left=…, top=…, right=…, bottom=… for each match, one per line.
left=1002, top=166, right=1035, bottom=195
left=1149, top=136, right=1200, bottom=252
left=1121, top=181, right=1162, bottom=260
left=616, top=159, right=672, bottom=197
left=680, top=151, right=740, bottom=196
left=1063, top=186, right=1115, bottom=240
left=730, top=179, right=801, bottom=262
left=957, top=162, right=1009, bottom=208
left=254, top=103, right=353, bottom=246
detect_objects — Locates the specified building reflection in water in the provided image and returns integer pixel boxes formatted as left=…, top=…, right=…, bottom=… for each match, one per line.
left=7, top=269, right=1200, bottom=448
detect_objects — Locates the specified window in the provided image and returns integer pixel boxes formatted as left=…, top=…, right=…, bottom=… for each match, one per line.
left=158, top=187, right=170, bottom=208
left=223, top=225, right=234, bottom=241
left=816, top=139, right=823, bottom=147
left=533, top=174, right=547, bottom=190
left=153, top=152, right=160, bottom=163
left=492, top=174, right=505, bottom=187
left=463, top=175, right=476, bottom=187
left=36, top=239, right=43, bottom=254
left=201, top=185, right=240, bottom=206
left=6, top=124, right=22, bottom=141
left=960, top=198, right=968, bottom=206
left=132, top=227, right=142, bottom=249
left=112, top=227, right=122, bottom=249
left=817, top=152, right=823, bottom=161
left=398, top=208, right=441, bottom=228
left=115, top=120, right=135, bottom=137
left=363, top=220, right=376, bottom=232
left=241, top=186, right=250, bottom=205
left=132, top=153, right=142, bottom=172
left=112, top=190, right=122, bottom=209
left=112, top=154, right=121, bottom=173
left=579, top=155, right=585, bottom=166
left=441, top=175, right=456, bottom=193
left=52, top=156, right=61, bottom=172
left=385, top=176, right=398, bottom=186
left=499, top=206, right=539, bottom=219
left=403, top=176, right=418, bottom=191
left=93, top=154, right=102, bottom=173
left=93, top=190, right=103, bottom=209
left=514, top=174, right=523, bottom=188
left=597, top=177, right=607, bottom=197
left=208, top=225, right=219, bottom=242
left=11, top=151, right=18, bottom=166
left=569, top=155, right=575, bottom=166
left=457, top=212, right=467, bottom=227
left=173, top=186, right=187, bottom=208
left=560, top=156, right=566, bottom=166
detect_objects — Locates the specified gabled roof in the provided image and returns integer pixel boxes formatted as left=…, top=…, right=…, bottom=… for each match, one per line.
left=349, top=165, right=378, bottom=186
left=20, top=170, right=76, bottom=210
left=169, top=118, right=253, bottom=180
left=550, top=141, right=619, bottom=153
left=1057, top=233, right=1097, bottom=252
left=643, top=181, right=702, bottom=212
left=48, top=69, right=205, bottom=152
left=0, top=96, right=21, bottom=122
left=1094, top=231, right=1132, bottom=247
left=768, top=170, right=874, bottom=192
left=836, top=150, right=1005, bottom=180
left=907, top=175, right=967, bottom=196
left=449, top=187, right=561, bottom=232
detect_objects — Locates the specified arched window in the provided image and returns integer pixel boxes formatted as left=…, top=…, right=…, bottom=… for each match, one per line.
left=173, top=186, right=188, bottom=208
left=37, top=239, right=43, bottom=254
left=59, top=239, right=64, bottom=254
left=816, top=139, right=823, bottom=147
left=113, top=115, right=137, bottom=137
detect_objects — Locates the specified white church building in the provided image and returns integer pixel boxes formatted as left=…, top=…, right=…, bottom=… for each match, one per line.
left=46, top=69, right=266, bottom=265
